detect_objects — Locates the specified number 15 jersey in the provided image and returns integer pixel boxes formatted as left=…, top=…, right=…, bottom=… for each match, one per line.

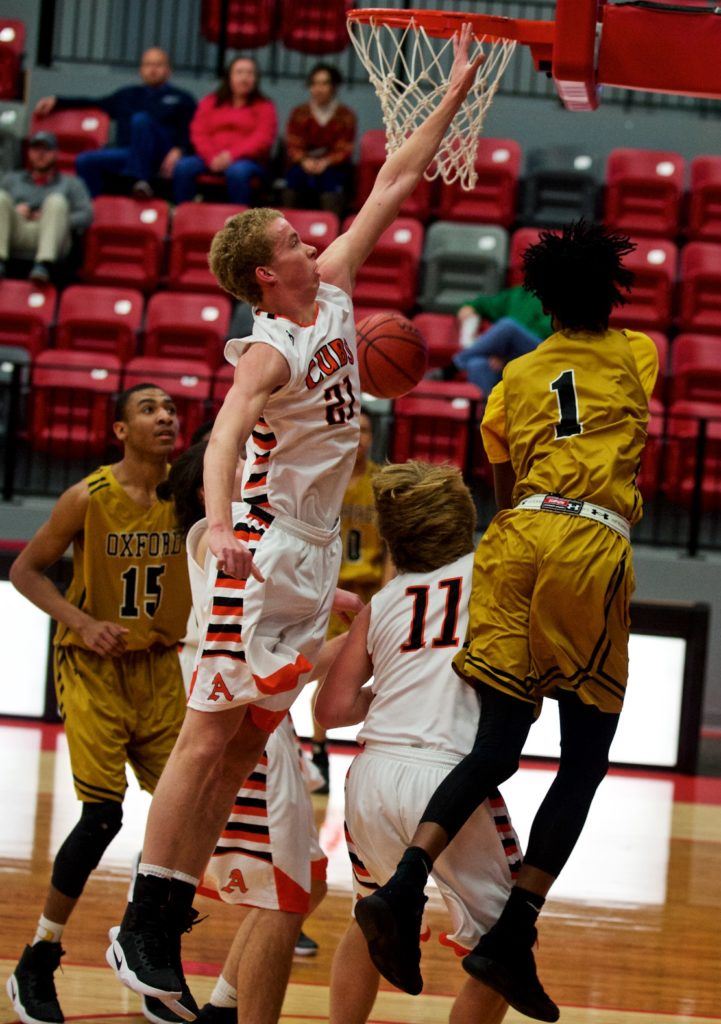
left=358, top=552, right=479, bottom=758
left=481, top=328, right=658, bottom=524
left=225, top=282, right=360, bottom=531
left=55, top=465, right=191, bottom=651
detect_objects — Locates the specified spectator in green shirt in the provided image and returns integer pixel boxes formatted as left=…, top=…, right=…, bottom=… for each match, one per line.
left=439, top=285, right=553, bottom=396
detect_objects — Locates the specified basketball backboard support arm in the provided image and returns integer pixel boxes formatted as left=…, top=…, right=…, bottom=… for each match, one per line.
left=552, top=0, right=721, bottom=109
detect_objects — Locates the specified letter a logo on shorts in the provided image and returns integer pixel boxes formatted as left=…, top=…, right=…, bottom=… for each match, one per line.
left=221, top=868, right=248, bottom=895
left=208, top=672, right=233, bottom=702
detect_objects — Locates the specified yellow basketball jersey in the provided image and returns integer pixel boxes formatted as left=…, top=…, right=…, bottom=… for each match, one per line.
left=55, top=465, right=191, bottom=650
left=481, top=329, right=658, bottom=524
left=338, top=461, right=384, bottom=587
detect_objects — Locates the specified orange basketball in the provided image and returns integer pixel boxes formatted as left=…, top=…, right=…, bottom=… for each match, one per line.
left=355, top=312, right=428, bottom=399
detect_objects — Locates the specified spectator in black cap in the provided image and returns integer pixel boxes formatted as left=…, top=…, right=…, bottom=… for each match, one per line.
left=0, top=130, right=93, bottom=282
left=34, top=47, right=196, bottom=198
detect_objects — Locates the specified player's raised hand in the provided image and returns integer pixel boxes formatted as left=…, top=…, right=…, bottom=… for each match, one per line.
left=79, top=618, right=129, bottom=657
left=449, top=22, right=484, bottom=98
left=332, top=587, right=364, bottom=625
left=209, top=524, right=265, bottom=582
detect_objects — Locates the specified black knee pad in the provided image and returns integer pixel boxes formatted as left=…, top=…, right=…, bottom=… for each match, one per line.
left=51, top=800, right=123, bottom=899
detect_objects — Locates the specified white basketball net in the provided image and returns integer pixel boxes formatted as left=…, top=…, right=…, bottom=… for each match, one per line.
left=348, top=17, right=517, bottom=190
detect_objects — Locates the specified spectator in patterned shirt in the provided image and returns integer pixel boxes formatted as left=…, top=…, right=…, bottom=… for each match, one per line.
left=283, top=63, right=357, bottom=217
left=173, top=56, right=277, bottom=206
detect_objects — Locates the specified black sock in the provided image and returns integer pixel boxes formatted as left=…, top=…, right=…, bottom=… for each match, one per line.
left=395, top=846, right=433, bottom=888
left=132, top=872, right=171, bottom=905
left=495, top=886, right=545, bottom=942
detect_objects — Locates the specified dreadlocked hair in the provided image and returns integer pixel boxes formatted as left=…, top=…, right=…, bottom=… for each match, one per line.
left=522, top=220, right=636, bottom=333
left=156, top=441, right=207, bottom=538
left=373, top=461, right=476, bottom=574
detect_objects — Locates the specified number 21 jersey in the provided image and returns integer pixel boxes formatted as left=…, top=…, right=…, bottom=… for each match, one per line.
left=225, top=282, right=360, bottom=531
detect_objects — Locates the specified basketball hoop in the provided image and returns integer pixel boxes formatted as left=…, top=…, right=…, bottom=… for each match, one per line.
left=347, top=8, right=555, bottom=190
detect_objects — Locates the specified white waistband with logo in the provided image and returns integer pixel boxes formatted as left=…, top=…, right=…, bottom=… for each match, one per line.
left=516, top=493, right=631, bottom=541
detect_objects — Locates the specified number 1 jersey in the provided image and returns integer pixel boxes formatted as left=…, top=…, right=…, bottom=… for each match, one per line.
left=358, top=552, right=480, bottom=758
left=481, top=328, right=658, bottom=524
left=55, top=465, right=191, bottom=651
left=225, top=282, right=360, bottom=531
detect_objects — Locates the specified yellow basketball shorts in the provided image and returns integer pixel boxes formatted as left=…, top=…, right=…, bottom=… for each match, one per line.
left=54, top=644, right=186, bottom=802
left=453, top=509, right=635, bottom=714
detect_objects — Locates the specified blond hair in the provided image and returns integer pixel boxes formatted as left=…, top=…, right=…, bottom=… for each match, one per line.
left=208, top=207, right=282, bottom=304
left=373, top=461, right=476, bottom=573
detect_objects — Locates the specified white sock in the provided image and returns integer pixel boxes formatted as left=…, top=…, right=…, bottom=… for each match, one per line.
left=210, top=975, right=237, bottom=1008
left=172, top=870, right=200, bottom=887
left=459, top=312, right=481, bottom=349
left=138, top=862, right=174, bottom=880
left=32, top=915, right=64, bottom=945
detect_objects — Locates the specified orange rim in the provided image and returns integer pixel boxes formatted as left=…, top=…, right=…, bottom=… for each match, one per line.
left=347, top=7, right=556, bottom=49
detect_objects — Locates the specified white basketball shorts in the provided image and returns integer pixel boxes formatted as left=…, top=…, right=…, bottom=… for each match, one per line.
left=344, top=744, right=522, bottom=952
left=199, top=715, right=327, bottom=914
left=188, top=502, right=341, bottom=731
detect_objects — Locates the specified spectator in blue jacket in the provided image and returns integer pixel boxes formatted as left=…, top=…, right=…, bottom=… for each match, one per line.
left=33, top=48, right=196, bottom=198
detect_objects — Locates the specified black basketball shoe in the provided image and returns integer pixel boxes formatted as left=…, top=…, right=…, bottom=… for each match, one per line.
left=195, top=1005, right=236, bottom=1024
left=354, top=878, right=427, bottom=995
left=106, top=901, right=182, bottom=1000
left=162, top=904, right=201, bottom=1022
left=462, top=926, right=560, bottom=1022
left=6, top=942, right=65, bottom=1024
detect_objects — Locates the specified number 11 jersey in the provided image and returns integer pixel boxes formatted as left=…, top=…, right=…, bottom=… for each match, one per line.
left=225, top=282, right=361, bottom=531
left=358, top=552, right=479, bottom=758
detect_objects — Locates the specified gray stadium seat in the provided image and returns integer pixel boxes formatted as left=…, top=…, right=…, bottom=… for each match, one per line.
left=0, top=101, right=26, bottom=171
left=420, top=222, right=509, bottom=313
left=521, top=145, right=600, bottom=226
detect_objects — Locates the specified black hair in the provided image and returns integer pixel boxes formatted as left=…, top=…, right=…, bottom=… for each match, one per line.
left=215, top=55, right=264, bottom=106
left=156, top=441, right=206, bottom=537
left=522, top=220, right=636, bottom=333
left=114, top=382, right=165, bottom=422
left=307, top=62, right=343, bottom=89
left=191, top=419, right=215, bottom=446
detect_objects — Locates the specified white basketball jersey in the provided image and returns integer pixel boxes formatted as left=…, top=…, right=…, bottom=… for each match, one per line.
left=224, top=282, right=360, bottom=530
left=185, top=516, right=212, bottom=643
left=359, top=552, right=480, bottom=757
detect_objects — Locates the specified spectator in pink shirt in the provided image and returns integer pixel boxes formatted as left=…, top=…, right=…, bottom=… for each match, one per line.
left=173, top=57, right=277, bottom=205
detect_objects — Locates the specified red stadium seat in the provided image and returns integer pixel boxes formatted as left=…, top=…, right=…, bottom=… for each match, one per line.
left=30, top=108, right=110, bottom=174
left=168, top=202, right=246, bottom=292
left=507, top=227, right=546, bottom=287
left=56, top=285, right=143, bottom=364
left=144, top=292, right=232, bottom=368
left=200, top=0, right=276, bottom=48
left=688, top=156, right=721, bottom=243
left=392, top=396, right=471, bottom=471
left=670, top=333, right=721, bottom=405
left=30, top=350, right=122, bottom=457
left=605, top=148, right=685, bottom=238
left=82, top=197, right=169, bottom=292
left=280, top=0, right=351, bottom=53
left=124, top=356, right=212, bottom=447
left=412, top=313, right=459, bottom=369
left=342, top=215, right=423, bottom=313
left=0, top=19, right=24, bottom=100
left=609, top=238, right=677, bottom=332
left=210, top=363, right=235, bottom=416
left=665, top=399, right=721, bottom=509
left=678, top=242, right=721, bottom=333
left=0, top=280, right=56, bottom=356
left=436, top=138, right=522, bottom=228
left=353, top=305, right=399, bottom=323
left=354, top=130, right=435, bottom=222
left=278, top=208, right=339, bottom=253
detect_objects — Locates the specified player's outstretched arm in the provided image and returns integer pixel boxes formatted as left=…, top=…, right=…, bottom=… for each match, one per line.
left=315, top=603, right=374, bottom=728
left=205, top=342, right=290, bottom=580
left=319, top=22, right=482, bottom=294
left=9, top=482, right=129, bottom=656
